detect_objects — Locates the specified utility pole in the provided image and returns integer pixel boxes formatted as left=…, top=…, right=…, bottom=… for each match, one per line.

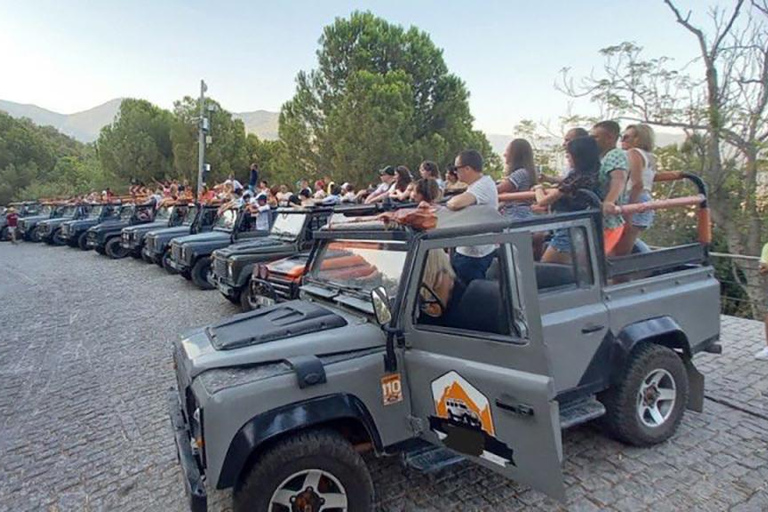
left=196, top=79, right=208, bottom=198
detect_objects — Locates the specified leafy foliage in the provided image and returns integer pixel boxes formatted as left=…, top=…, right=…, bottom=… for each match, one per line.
left=279, top=11, right=500, bottom=184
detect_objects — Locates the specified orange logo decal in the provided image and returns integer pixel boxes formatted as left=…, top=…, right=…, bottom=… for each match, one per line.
left=432, top=372, right=494, bottom=436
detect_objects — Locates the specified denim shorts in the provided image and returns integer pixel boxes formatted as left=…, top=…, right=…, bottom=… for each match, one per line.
left=549, top=228, right=571, bottom=253
left=627, top=190, right=654, bottom=229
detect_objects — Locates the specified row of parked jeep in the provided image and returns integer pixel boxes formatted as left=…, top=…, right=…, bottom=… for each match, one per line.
left=6, top=199, right=386, bottom=314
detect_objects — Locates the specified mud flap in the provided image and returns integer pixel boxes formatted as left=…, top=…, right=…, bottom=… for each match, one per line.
left=685, top=359, right=704, bottom=413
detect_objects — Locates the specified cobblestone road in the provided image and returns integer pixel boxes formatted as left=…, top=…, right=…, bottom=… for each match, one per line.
left=0, top=242, right=767, bottom=511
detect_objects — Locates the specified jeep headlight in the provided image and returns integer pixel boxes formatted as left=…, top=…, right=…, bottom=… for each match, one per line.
left=182, top=246, right=188, bottom=260
left=228, top=260, right=235, bottom=279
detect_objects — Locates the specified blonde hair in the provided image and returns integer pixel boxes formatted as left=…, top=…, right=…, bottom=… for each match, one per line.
left=626, top=124, right=655, bottom=152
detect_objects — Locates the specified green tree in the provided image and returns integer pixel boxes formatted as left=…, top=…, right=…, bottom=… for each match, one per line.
left=170, top=96, right=249, bottom=184
left=279, top=11, right=498, bottom=184
left=96, top=98, right=174, bottom=185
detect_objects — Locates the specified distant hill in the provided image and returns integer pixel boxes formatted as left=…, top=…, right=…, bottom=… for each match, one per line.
left=0, top=98, right=122, bottom=142
left=233, top=110, right=279, bottom=140
left=0, top=98, right=282, bottom=144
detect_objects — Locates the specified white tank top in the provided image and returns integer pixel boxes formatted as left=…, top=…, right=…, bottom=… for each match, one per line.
left=625, top=148, right=656, bottom=193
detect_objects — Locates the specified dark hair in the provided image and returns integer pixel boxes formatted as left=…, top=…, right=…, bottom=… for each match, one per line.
left=330, top=185, right=342, bottom=195
left=413, top=178, right=440, bottom=203
left=567, top=127, right=589, bottom=139
left=566, top=137, right=601, bottom=179
left=394, top=166, right=412, bottom=191
left=299, top=189, right=311, bottom=198
left=419, top=160, right=440, bottom=179
left=457, top=150, right=483, bottom=173
left=506, top=138, right=537, bottom=186
left=593, top=120, right=621, bottom=138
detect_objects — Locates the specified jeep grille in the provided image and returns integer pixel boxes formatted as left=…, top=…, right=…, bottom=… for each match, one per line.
left=213, top=255, right=227, bottom=280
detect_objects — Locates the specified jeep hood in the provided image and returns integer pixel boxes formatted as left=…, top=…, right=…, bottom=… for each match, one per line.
left=147, top=225, right=189, bottom=238
left=215, top=237, right=289, bottom=258
left=174, top=230, right=230, bottom=246
left=124, top=220, right=166, bottom=234
left=177, top=301, right=383, bottom=379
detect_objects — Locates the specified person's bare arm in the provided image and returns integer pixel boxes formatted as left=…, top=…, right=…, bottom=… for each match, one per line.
left=497, top=179, right=517, bottom=194
left=603, top=170, right=627, bottom=215
left=446, top=191, right=476, bottom=211
left=627, top=150, right=645, bottom=205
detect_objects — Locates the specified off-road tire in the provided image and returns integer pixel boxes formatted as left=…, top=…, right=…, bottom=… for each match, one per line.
left=29, top=227, right=41, bottom=243
left=78, top=233, right=90, bottom=251
left=105, top=237, right=129, bottom=259
left=162, top=250, right=179, bottom=274
left=0, top=227, right=8, bottom=241
left=239, top=286, right=254, bottom=311
left=599, top=343, right=688, bottom=446
left=52, top=229, right=66, bottom=246
left=233, top=429, right=374, bottom=512
left=191, top=257, right=214, bottom=290
left=95, top=246, right=106, bottom=255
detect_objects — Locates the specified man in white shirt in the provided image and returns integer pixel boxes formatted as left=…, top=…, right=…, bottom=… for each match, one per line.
left=446, top=150, right=499, bottom=283
left=250, top=193, right=272, bottom=232
left=364, top=166, right=396, bottom=204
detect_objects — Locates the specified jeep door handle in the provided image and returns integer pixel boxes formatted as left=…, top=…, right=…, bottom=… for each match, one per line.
left=495, top=399, right=534, bottom=417
left=581, top=323, right=605, bottom=334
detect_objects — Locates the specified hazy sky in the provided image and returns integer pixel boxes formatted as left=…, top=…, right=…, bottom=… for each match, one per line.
left=0, top=0, right=736, bottom=134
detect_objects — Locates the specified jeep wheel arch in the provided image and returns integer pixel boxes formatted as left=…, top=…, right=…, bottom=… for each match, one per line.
left=217, top=393, right=382, bottom=490
left=615, top=317, right=691, bottom=365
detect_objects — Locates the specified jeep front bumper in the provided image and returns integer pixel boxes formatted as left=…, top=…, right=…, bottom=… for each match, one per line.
left=167, top=258, right=188, bottom=273
left=213, top=274, right=238, bottom=298
left=168, top=390, right=207, bottom=512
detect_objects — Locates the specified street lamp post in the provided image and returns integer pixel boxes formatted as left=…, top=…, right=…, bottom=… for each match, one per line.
left=196, top=79, right=208, bottom=198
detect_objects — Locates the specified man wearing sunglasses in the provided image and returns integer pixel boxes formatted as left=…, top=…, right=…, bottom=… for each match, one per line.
left=446, top=149, right=499, bottom=284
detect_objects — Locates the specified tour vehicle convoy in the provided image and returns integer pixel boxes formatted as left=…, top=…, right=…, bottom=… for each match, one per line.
left=121, top=203, right=189, bottom=258
left=0, top=201, right=39, bottom=241
left=166, top=205, right=272, bottom=289
left=85, top=203, right=156, bottom=257
left=168, top=174, right=721, bottom=511
left=212, top=204, right=384, bottom=310
left=17, top=202, right=61, bottom=242
left=60, top=203, right=121, bottom=249
left=143, top=204, right=219, bottom=270
left=38, top=204, right=91, bottom=246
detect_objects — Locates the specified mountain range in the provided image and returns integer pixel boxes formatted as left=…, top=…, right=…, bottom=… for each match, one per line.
left=0, top=98, right=683, bottom=153
left=0, top=98, right=280, bottom=143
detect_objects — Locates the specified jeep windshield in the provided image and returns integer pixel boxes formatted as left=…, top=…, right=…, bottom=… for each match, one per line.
left=86, top=205, right=104, bottom=218
left=119, top=206, right=135, bottom=221
left=182, top=206, right=197, bottom=225
left=154, top=205, right=173, bottom=221
left=305, top=239, right=408, bottom=309
left=270, top=212, right=307, bottom=240
left=59, top=206, right=77, bottom=217
left=213, top=208, right=238, bottom=232
left=37, top=205, right=51, bottom=216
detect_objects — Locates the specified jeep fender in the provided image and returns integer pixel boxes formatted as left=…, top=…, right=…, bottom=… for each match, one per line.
left=217, top=393, right=382, bottom=490
left=614, top=316, right=703, bottom=412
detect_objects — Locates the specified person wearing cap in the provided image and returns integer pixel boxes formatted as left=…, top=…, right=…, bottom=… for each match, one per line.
left=341, top=183, right=356, bottom=203
left=249, top=193, right=272, bottom=232
left=5, top=206, right=19, bottom=244
left=365, top=166, right=397, bottom=204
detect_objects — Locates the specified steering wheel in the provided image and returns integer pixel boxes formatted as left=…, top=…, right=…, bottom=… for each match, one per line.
left=419, top=283, right=446, bottom=318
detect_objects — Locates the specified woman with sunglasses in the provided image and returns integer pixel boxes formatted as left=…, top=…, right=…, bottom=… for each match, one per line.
left=613, top=124, right=657, bottom=256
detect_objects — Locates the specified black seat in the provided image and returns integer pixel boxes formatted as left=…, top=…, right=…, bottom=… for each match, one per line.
left=450, top=279, right=507, bottom=335
left=534, top=263, right=576, bottom=290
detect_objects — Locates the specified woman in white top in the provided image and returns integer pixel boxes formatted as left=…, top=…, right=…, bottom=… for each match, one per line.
left=614, top=123, right=657, bottom=256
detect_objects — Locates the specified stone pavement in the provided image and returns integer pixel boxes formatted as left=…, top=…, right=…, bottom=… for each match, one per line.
left=0, top=242, right=766, bottom=511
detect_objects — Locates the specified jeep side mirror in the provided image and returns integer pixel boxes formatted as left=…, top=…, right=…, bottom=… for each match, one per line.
left=371, top=286, right=391, bottom=326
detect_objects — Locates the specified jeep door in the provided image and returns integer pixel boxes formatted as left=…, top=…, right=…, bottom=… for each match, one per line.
left=400, top=231, right=565, bottom=500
